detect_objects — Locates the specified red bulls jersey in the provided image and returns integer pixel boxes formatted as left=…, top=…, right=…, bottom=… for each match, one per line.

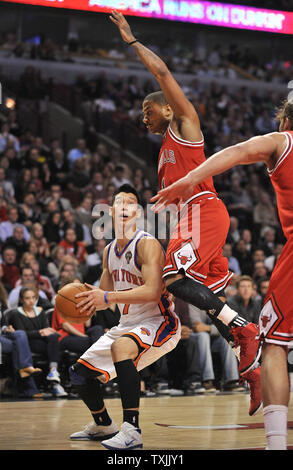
left=268, top=131, right=293, bottom=239
left=158, top=125, right=216, bottom=201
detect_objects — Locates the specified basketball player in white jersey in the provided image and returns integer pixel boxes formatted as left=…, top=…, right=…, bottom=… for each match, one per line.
left=68, top=184, right=181, bottom=450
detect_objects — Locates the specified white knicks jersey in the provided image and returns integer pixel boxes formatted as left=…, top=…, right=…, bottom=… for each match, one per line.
left=107, top=230, right=175, bottom=325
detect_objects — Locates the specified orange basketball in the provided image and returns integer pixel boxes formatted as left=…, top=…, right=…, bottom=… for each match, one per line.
left=55, top=282, right=92, bottom=324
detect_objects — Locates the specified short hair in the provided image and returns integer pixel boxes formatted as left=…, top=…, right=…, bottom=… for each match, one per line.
left=275, top=99, right=293, bottom=129
left=111, top=184, right=141, bottom=206
left=236, top=275, right=254, bottom=288
left=143, top=91, right=168, bottom=106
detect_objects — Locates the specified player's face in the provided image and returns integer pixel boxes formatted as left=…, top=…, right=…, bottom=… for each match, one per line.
left=142, top=100, right=170, bottom=135
left=111, top=192, right=139, bottom=232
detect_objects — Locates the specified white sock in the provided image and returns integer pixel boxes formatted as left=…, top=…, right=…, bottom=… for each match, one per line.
left=263, top=404, right=288, bottom=450
left=217, top=304, right=238, bottom=326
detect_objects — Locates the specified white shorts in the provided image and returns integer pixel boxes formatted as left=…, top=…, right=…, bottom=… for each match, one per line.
left=77, top=313, right=181, bottom=383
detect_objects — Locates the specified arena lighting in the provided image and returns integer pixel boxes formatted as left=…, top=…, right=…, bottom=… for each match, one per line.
left=1, top=0, right=293, bottom=35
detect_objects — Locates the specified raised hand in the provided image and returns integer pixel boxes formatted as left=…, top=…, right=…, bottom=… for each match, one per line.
left=109, top=10, right=136, bottom=44
left=150, top=174, right=194, bottom=213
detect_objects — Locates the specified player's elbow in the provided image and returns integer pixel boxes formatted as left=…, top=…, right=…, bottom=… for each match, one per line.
left=146, top=288, right=162, bottom=303
left=154, top=63, right=169, bottom=80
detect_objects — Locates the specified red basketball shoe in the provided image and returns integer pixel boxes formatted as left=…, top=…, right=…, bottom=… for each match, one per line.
left=231, top=322, right=262, bottom=375
left=243, top=366, right=262, bottom=416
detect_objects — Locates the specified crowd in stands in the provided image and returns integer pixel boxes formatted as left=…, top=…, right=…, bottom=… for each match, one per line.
left=1, top=22, right=292, bottom=86
left=0, top=24, right=289, bottom=399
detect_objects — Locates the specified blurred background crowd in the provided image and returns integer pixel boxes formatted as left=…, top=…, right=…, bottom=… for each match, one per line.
left=0, top=0, right=292, bottom=399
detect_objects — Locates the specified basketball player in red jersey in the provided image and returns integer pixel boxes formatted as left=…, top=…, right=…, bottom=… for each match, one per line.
left=110, top=10, right=261, bottom=417
left=152, top=100, right=293, bottom=450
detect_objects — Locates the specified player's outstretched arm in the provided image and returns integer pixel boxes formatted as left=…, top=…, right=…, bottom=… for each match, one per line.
left=109, top=10, right=200, bottom=132
left=151, top=132, right=283, bottom=212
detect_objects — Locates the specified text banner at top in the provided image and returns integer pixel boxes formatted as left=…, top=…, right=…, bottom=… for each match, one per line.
left=2, top=0, right=293, bottom=35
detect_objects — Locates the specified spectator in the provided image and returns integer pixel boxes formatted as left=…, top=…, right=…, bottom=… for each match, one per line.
left=18, top=192, right=41, bottom=229
left=14, top=168, right=32, bottom=202
left=30, top=259, right=55, bottom=301
left=226, top=216, right=241, bottom=244
left=0, top=167, right=15, bottom=202
left=74, top=195, right=93, bottom=231
left=0, top=246, right=20, bottom=291
left=0, top=122, right=20, bottom=154
left=51, top=276, right=104, bottom=355
left=0, top=326, right=49, bottom=398
left=232, top=238, right=252, bottom=275
left=0, top=206, right=30, bottom=243
left=7, top=286, right=67, bottom=397
left=227, top=275, right=262, bottom=324
left=252, top=261, right=269, bottom=284
left=259, top=227, right=277, bottom=256
left=46, top=245, right=66, bottom=282
left=43, top=210, right=63, bottom=244
left=10, top=266, right=48, bottom=308
left=59, top=228, right=88, bottom=265
left=0, top=278, right=48, bottom=398
left=264, top=243, right=284, bottom=273
left=67, top=138, right=90, bottom=169
left=111, top=165, right=131, bottom=188
left=253, top=190, right=279, bottom=229
left=189, top=304, right=242, bottom=392
left=225, top=173, right=253, bottom=229
left=29, top=223, right=50, bottom=259
left=44, top=184, right=72, bottom=212
left=257, top=277, right=270, bottom=306
left=222, top=243, right=241, bottom=275
left=83, top=171, right=107, bottom=202
left=49, top=148, right=70, bottom=185
left=62, top=209, right=84, bottom=242
left=3, top=225, right=29, bottom=263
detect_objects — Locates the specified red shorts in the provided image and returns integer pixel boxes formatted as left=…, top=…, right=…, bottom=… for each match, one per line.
left=163, top=194, right=233, bottom=293
left=259, top=236, right=293, bottom=346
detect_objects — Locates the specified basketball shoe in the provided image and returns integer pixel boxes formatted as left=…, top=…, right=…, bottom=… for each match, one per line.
left=70, top=421, right=118, bottom=441
left=243, top=365, right=262, bottom=416
left=230, top=323, right=262, bottom=375
left=101, top=422, right=143, bottom=450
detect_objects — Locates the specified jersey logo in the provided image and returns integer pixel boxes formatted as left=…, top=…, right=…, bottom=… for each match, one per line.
left=158, top=149, right=176, bottom=171
left=261, top=312, right=272, bottom=328
left=125, top=251, right=132, bottom=264
left=140, top=327, right=150, bottom=336
left=177, top=252, right=193, bottom=266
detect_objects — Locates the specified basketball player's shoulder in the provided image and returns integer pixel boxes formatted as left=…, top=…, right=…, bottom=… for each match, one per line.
left=136, top=232, right=164, bottom=258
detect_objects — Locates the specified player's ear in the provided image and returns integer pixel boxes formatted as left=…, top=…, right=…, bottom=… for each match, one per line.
left=164, top=104, right=173, bottom=119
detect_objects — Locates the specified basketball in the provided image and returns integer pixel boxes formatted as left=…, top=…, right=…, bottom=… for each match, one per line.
left=55, top=282, right=92, bottom=324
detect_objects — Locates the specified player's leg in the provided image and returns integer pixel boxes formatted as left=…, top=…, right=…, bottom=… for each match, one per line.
left=165, top=273, right=261, bottom=374
left=261, top=342, right=290, bottom=450
left=101, top=335, right=143, bottom=450
left=69, top=333, right=120, bottom=441
left=69, top=362, right=118, bottom=440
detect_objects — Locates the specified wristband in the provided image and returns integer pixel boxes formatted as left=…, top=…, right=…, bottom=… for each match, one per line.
left=128, top=39, right=139, bottom=46
left=104, top=291, right=109, bottom=304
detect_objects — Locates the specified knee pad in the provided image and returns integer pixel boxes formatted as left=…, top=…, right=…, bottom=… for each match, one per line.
left=69, top=364, right=87, bottom=386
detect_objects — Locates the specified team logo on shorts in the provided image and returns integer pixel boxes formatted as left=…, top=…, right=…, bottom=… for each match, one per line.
left=125, top=251, right=132, bottom=264
left=261, top=312, right=272, bottom=328
left=140, top=327, right=150, bottom=336
left=177, top=252, right=193, bottom=266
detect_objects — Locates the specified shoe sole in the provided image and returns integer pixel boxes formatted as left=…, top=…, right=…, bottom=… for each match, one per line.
left=239, top=343, right=262, bottom=376
left=101, top=442, right=143, bottom=450
left=70, top=432, right=119, bottom=441
left=249, top=401, right=263, bottom=417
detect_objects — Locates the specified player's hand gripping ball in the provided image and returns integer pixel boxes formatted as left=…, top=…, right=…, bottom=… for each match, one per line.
left=55, top=282, right=93, bottom=324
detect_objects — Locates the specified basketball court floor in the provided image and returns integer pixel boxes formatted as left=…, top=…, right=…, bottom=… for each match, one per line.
left=1, top=392, right=293, bottom=451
